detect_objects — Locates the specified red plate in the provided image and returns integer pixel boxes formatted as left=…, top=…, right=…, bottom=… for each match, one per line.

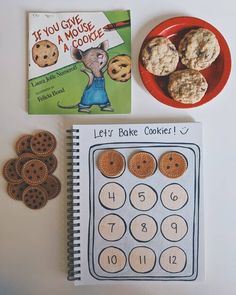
left=139, top=16, right=231, bottom=108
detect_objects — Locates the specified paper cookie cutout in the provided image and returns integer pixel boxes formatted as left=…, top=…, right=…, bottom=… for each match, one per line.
left=159, top=151, right=188, bottom=178
left=40, top=175, right=61, bottom=200
left=128, top=151, right=157, bottom=178
left=15, top=135, right=32, bottom=155
left=21, top=159, right=48, bottom=186
left=22, top=186, right=48, bottom=210
left=30, top=131, right=57, bottom=157
left=97, top=150, right=125, bottom=178
left=3, top=159, right=23, bottom=184
left=7, top=182, right=28, bottom=201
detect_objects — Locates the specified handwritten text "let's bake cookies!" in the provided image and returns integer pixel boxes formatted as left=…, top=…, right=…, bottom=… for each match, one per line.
left=94, top=126, right=181, bottom=139
left=32, top=14, right=104, bottom=53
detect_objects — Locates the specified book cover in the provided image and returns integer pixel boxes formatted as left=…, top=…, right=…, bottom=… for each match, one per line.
left=28, top=11, right=131, bottom=114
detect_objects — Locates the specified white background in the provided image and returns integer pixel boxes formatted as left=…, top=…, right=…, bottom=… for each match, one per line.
left=0, top=0, right=235, bottom=294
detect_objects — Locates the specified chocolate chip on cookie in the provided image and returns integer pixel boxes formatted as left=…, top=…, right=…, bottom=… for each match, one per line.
left=7, top=182, right=28, bottom=201
left=108, top=55, right=131, bottom=82
left=21, top=159, right=48, bottom=186
left=22, top=186, right=48, bottom=209
left=3, top=159, right=23, bottom=184
left=159, top=151, right=188, bottom=178
left=97, top=150, right=125, bottom=178
left=30, top=131, right=56, bottom=157
left=128, top=151, right=157, bottom=178
left=15, top=135, right=32, bottom=155
left=40, top=175, right=61, bottom=200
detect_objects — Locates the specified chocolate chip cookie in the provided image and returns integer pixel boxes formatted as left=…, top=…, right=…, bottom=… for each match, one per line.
left=178, top=28, right=220, bottom=70
left=141, top=37, right=179, bottom=76
left=168, top=69, right=208, bottom=104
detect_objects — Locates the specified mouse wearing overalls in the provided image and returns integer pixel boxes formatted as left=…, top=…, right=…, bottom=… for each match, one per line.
left=57, top=40, right=112, bottom=112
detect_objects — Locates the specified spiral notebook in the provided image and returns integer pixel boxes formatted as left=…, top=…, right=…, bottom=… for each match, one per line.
left=67, top=122, right=204, bottom=285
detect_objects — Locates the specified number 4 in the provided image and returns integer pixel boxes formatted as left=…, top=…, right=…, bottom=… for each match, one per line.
left=108, top=192, right=116, bottom=202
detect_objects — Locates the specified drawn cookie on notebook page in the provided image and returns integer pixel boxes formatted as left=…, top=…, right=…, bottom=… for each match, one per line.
left=98, top=214, right=126, bottom=241
left=159, top=246, right=187, bottom=273
left=129, top=246, right=156, bottom=273
left=99, top=247, right=127, bottom=273
left=130, top=184, right=157, bottom=211
left=161, top=183, right=188, bottom=210
left=99, top=182, right=126, bottom=210
left=130, top=214, right=158, bottom=242
left=161, top=215, right=188, bottom=242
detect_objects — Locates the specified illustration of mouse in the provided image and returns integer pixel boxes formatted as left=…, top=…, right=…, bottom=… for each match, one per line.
left=57, top=40, right=113, bottom=112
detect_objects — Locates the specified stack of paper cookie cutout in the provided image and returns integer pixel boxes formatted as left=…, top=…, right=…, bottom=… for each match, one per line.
left=3, top=130, right=61, bottom=210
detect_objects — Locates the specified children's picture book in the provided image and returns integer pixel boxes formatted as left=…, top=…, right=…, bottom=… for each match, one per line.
left=66, top=122, right=204, bottom=285
left=28, top=11, right=131, bottom=114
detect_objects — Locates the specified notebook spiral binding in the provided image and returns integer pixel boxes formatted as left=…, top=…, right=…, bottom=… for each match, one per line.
left=66, top=128, right=81, bottom=281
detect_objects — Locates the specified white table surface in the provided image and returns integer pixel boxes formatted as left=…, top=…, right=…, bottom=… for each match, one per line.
left=1, top=0, right=236, bottom=294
